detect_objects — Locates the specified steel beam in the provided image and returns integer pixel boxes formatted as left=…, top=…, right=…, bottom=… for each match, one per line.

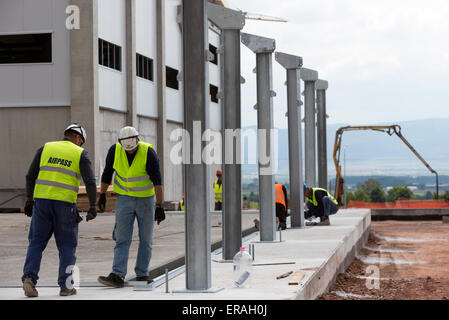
left=275, top=52, right=305, bottom=228
left=181, top=0, right=212, bottom=291
left=241, top=33, right=276, bottom=241
left=316, top=79, right=329, bottom=189
left=300, top=68, right=318, bottom=187
left=208, top=3, right=245, bottom=260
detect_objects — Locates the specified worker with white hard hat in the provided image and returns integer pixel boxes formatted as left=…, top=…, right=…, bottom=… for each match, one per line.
left=22, top=123, right=97, bottom=298
left=97, top=126, right=164, bottom=288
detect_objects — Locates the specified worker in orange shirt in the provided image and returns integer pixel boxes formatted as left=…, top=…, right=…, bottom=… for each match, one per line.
left=274, top=182, right=288, bottom=230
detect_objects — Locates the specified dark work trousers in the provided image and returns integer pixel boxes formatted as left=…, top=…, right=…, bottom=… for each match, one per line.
left=322, top=196, right=339, bottom=217
left=306, top=197, right=339, bottom=218
left=22, top=199, right=79, bottom=290
left=214, top=202, right=222, bottom=211
left=276, top=203, right=287, bottom=230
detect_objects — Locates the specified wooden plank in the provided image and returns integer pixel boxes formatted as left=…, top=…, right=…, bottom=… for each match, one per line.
left=288, top=271, right=305, bottom=285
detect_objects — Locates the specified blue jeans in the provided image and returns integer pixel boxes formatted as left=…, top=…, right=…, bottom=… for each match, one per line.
left=111, top=194, right=155, bottom=278
left=22, top=199, right=78, bottom=290
left=322, top=197, right=339, bottom=217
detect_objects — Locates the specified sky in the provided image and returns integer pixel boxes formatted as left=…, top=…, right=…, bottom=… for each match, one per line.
left=226, top=0, right=449, bottom=129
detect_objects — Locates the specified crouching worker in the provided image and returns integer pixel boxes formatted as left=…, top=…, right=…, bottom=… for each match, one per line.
left=304, top=185, right=339, bottom=226
left=97, top=126, right=165, bottom=288
left=22, top=124, right=97, bottom=297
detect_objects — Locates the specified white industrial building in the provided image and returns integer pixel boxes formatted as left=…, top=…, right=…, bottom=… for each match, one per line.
left=0, top=0, right=225, bottom=208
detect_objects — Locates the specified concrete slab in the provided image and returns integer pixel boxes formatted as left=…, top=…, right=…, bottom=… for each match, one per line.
left=0, top=209, right=370, bottom=300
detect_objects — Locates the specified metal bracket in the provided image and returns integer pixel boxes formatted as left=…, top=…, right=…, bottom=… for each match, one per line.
left=300, top=68, right=319, bottom=81
left=275, top=52, right=303, bottom=69
left=240, top=76, right=246, bottom=84
left=217, top=91, right=224, bottom=100
left=207, top=3, right=245, bottom=30
left=216, top=45, right=224, bottom=55
left=315, top=79, right=329, bottom=90
left=176, top=71, right=183, bottom=82
left=253, top=104, right=258, bottom=110
left=241, top=32, right=276, bottom=54
left=206, top=49, right=214, bottom=62
left=270, top=90, right=277, bottom=97
left=252, top=67, right=257, bottom=74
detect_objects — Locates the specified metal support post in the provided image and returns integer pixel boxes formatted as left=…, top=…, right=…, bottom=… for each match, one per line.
left=275, top=52, right=305, bottom=228
left=300, top=68, right=319, bottom=187
left=176, top=0, right=220, bottom=293
left=208, top=3, right=245, bottom=260
left=316, top=79, right=329, bottom=189
left=241, top=33, right=276, bottom=242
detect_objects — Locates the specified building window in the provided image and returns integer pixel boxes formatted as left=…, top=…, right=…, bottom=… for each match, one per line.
left=166, top=66, right=179, bottom=90
left=0, top=33, right=52, bottom=64
left=136, top=53, right=153, bottom=81
left=209, top=44, right=218, bottom=65
left=210, top=84, right=219, bottom=103
left=98, top=38, right=121, bottom=71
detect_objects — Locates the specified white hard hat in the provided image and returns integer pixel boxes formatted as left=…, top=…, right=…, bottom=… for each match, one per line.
left=119, top=126, right=139, bottom=151
left=64, top=124, right=86, bottom=144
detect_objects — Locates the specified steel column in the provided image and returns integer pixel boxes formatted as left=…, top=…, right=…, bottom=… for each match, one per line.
left=300, top=68, right=319, bottom=187
left=182, top=0, right=211, bottom=290
left=242, top=33, right=276, bottom=241
left=275, top=52, right=305, bottom=228
left=316, top=79, right=329, bottom=189
left=208, top=3, right=245, bottom=260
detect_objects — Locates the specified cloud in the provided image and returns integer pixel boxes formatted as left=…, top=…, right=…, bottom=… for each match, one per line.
left=227, top=0, right=449, bottom=126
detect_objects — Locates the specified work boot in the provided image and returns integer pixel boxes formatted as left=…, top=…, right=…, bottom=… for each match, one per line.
left=98, top=273, right=125, bottom=288
left=254, top=219, right=260, bottom=230
left=23, top=277, right=38, bottom=298
left=135, top=275, right=153, bottom=284
left=60, top=288, right=77, bottom=296
left=316, top=216, right=330, bottom=226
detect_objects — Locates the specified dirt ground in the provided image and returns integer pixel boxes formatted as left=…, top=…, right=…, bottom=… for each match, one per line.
left=319, top=220, right=449, bottom=300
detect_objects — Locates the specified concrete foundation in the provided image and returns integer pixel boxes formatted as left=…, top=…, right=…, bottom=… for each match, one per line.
left=0, top=209, right=370, bottom=300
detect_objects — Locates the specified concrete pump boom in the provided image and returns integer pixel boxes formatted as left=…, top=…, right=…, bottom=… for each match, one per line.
left=333, top=125, right=439, bottom=205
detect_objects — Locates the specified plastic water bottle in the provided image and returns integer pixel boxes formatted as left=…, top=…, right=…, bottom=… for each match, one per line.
left=233, top=246, right=253, bottom=288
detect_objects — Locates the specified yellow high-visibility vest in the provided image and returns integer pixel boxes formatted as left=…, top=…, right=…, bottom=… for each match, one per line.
left=113, top=142, right=155, bottom=197
left=214, top=180, right=222, bottom=203
left=180, top=199, right=184, bottom=211
left=306, top=188, right=338, bottom=206
left=34, top=140, right=83, bottom=204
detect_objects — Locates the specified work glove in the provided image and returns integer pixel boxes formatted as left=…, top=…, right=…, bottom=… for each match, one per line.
left=24, top=199, right=34, bottom=217
left=155, top=206, right=165, bottom=225
left=86, top=206, right=97, bottom=222
left=98, top=193, right=106, bottom=212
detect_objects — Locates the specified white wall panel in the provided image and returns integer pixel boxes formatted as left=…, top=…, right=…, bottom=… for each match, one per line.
left=98, top=0, right=127, bottom=112
left=136, top=0, right=157, bottom=117
left=23, top=0, right=52, bottom=30
left=0, top=0, right=71, bottom=107
left=0, top=0, right=24, bottom=32
left=137, top=78, right=157, bottom=117
left=165, top=0, right=183, bottom=123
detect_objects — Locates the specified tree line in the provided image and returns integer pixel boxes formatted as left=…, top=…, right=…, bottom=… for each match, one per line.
left=344, top=178, right=449, bottom=204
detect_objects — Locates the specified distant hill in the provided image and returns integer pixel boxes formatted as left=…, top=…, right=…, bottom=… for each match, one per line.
left=241, top=118, right=449, bottom=180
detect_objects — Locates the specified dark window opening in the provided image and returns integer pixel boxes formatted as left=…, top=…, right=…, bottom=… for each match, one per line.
left=209, top=44, right=218, bottom=65
left=166, top=66, right=179, bottom=90
left=0, top=33, right=52, bottom=64
left=136, top=53, right=153, bottom=81
left=210, top=84, right=219, bottom=103
left=98, top=38, right=121, bottom=71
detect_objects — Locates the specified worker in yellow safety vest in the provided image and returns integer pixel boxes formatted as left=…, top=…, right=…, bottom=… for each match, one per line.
left=304, top=185, right=339, bottom=226
left=97, top=126, right=165, bottom=288
left=214, top=170, right=223, bottom=210
left=22, top=124, right=97, bottom=298
left=179, top=194, right=184, bottom=211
